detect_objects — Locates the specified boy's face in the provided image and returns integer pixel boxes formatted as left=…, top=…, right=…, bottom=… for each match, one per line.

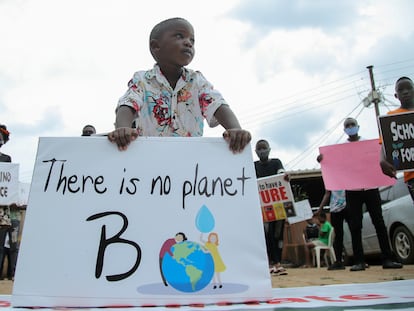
left=395, top=78, right=414, bottom=106
left=152, top=20, right=195, bottom=68
left=255, top=141, right=270, bottom=160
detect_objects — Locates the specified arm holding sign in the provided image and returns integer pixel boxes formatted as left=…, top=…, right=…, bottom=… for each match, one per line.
left=108, top=106, right=139, bottom=151
left=380, top=146, right=397, bottom=179
left=379, top=76, right=414, bottom=201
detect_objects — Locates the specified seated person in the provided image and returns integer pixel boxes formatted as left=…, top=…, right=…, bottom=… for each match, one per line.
left=304, top=219, right=319, bottom=242
left=306, top=212, right=332, bottom=248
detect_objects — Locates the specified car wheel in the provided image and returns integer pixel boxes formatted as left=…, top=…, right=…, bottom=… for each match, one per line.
left=392, top=225, right=414, bottom=264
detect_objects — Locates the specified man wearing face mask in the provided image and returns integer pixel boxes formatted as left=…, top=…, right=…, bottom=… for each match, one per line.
left=0, top=125, right=11, bottom=163
left=254, top=139, right=288, bottom=276
left=343, top=118, right=402, bottom=271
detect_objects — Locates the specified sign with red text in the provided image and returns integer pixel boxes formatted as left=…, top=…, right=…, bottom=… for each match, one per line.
left=379, top=111, right=414, bottom=171
left=0, top=163, right=19, bottom=205
left=12, top=137, right=272, bottom=308
left=256, top=174, right=296, bottom=222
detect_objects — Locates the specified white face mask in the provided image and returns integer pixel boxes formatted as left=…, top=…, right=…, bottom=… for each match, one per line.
left=344, top=126, right=359, bottom=136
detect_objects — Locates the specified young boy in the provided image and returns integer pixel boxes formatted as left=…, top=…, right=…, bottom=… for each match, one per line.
left=380, top=76, right=414, bottom=201
left=306, top=212, right=332, bottom=248
left=107, top=17, right=251, bottom=153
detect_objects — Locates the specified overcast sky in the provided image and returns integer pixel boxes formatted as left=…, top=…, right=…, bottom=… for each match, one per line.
left=1, top=0, right=414, bottom=183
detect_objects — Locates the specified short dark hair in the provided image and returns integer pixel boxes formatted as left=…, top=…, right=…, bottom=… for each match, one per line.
left=82, top=124, right=96, bottom=131
left=149, top=17, right=189, bottom=41
left=255, top=139, right=269, bottom=148
left=395, top=77, right=413, bottom=91
left=149, top=17, right=191, bottom=61
left=82, top=125, right=96, bottom=136
left=396, top=76, right=413, bottom=84
left=319, top=211, right=327, bottom=219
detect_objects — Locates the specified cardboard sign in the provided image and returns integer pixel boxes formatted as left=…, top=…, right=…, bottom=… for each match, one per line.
left=256, top=174, right=296, bottom=222
left=287, top=199, right=313, bottom=224
left=319, top=139, right=395, bottom=190
left=12, top=137, right=272, bottom=308
left=0, top=163, right=19, bottom=205
left=379, top=111, right=414, bottom=171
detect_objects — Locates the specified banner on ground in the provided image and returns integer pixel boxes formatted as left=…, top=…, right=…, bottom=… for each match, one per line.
left=379, top=111, right=414, bottom=171
left=0, top=163, right=19, bottom=206
left=256, top=174, right=296, bottom=222
left=319, top=139, right=395, bottom=190
left=12, top=137, right=272, bottom=308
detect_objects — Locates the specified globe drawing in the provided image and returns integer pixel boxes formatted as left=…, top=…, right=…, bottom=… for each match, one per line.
left=161, top=240, right=214, bottom=292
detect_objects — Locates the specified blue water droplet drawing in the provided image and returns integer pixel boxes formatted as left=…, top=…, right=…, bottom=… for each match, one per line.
left=195, top=205, right=215, bottom=233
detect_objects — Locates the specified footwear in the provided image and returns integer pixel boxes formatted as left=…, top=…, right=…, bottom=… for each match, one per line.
left=270, top=266, right=288, bottom=275
left=383, top=260, right=403, bottom=269
left=328, top=262, right=345, bottom=270
left=350, top=263, right=365, bottom=271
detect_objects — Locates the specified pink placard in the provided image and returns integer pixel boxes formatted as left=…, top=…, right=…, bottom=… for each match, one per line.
left=319, top=139, right=396, bottom=190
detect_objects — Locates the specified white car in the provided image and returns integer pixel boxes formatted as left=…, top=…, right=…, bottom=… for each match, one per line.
left=343, top=178, right=414, bottom=264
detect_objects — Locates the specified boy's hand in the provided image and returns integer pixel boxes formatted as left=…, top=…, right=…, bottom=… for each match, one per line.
left=107, top=127, right=139, bottom=151
left=380, top=159, right=397, bottom=179
left=222, top=129, right=251, bottom=153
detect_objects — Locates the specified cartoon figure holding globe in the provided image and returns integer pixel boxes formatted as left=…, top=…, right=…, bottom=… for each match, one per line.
left=200, top=232, right=226, bottom=289
left=197, top=205, right=226, bottom=289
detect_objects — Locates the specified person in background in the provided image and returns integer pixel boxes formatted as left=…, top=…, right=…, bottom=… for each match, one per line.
left=0, top=124, right=12, bottom=280
left=315, top=188, right=348, bottom=270
left=107, top=17, right=251, bottom=153
left=305, top=211, right=332, bottom=248
left=0, top=124, right=11, bottom=162
left=81, top=125, right=96, bottom=136
left=304, top=219, right=319, bottom=242
left=380, top=76, right=414, bottom=201
left=343, top=117, right=402, bottom=271
left=254, top=139, right=288, bottom=276
left=0, top=228, right=13, bottom=280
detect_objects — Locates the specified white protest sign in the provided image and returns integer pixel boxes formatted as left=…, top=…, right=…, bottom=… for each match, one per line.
left=12, top=137, right=272, bottom=308
left=286, top=199, right=313, bottom=224
left=0, top=162, right=19, bottom=205
left=256, top=174, right=296, bottom=222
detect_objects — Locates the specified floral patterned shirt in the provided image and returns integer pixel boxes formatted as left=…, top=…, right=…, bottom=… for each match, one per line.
left=117, top=64, right=227, bottom=137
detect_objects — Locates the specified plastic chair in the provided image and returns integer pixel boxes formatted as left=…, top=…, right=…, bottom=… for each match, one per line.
left=312, top=228, right=336, bottom=268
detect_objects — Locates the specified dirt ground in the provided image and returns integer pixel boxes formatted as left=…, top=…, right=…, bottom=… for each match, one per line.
left=271, top=264, right=414, bottom=288
left=1, top=265, right=413, bottom=295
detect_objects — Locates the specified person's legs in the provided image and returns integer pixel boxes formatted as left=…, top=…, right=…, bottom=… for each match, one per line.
left=5, top=248, right=12, bottom=279
left=345, top=191, right=365, bottom=271
left=330, top=211, right=344, bottom=262
left=364, top=189, right=402, bottom=268
left=273, top=219, right=285, bottom=266
left=0, top=228, right=7, bottom=279
left=264, top=222, right=277, bottom=265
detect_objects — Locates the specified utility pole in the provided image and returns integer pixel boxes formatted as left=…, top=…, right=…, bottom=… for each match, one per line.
left=366, top=65, right=382, bottom=135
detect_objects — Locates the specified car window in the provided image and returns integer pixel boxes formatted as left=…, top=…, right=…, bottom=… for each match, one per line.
left=380, top=178, right=409, bottom=203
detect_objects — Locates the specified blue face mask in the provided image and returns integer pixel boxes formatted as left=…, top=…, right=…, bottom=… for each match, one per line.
left=344, top=126, right=359, bottom=136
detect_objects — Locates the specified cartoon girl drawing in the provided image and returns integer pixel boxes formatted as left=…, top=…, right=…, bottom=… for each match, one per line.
left=201, top=232, right=226, bottom=289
